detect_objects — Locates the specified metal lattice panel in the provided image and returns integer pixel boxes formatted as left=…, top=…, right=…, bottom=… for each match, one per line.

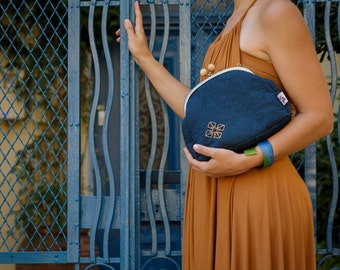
left=0, top=0, right=68, bottom=260
left=191, top=0, right=233, bottom=85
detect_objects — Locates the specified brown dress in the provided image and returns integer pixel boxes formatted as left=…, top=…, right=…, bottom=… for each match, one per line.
left=182, top=3, right=316, bottom=270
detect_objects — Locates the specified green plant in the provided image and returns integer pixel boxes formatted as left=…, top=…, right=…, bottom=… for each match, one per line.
left=13, top=127, right=68, bottom=231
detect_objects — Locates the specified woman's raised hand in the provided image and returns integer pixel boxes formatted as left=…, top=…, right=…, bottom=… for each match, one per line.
left=116, top=2, right=152, bottom=66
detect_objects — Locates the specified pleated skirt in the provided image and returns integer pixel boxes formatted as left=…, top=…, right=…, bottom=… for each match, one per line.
left=182, top=156, right=316, bottom=270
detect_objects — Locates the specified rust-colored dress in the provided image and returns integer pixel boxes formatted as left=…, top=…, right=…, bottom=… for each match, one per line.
left=182, top=4, right=316, bottom=270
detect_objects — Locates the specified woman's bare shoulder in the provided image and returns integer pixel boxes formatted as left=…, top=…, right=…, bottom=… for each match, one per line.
left=258, top=0, right=305, bottom=28
left=254, top=0, right=311, bottom=52
left=241, top=0, right=308, bottom=62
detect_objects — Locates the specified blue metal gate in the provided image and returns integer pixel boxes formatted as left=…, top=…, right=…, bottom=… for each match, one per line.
left=0, top=0, right=339, bottom=269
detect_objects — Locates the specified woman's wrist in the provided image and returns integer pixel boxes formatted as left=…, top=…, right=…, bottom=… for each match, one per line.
left=135, top=51, right=155, bottom=69
left=242, top=146, right=264, bottom=169
left=257, top=140, right=274, bottom=168
left=243, top=140, right=274, bottom=168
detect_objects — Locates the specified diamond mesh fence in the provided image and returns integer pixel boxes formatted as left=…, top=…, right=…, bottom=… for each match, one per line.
left=190, top=0, right=233, bottom=85
left=0, top=0, right=68, bottom=252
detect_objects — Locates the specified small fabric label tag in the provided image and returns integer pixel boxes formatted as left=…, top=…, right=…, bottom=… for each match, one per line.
left=277, top=92, right=288, bottom=105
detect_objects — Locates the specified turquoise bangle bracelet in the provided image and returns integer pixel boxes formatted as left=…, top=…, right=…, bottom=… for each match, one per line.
left=258, top=140, right=274, bottom=168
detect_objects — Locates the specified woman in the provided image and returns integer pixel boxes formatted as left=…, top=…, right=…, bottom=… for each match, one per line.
left=116, top=0, right=333, bottom=269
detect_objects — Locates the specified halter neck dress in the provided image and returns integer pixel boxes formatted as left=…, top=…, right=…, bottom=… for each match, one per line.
left=182, top=3, right=316, bottom=270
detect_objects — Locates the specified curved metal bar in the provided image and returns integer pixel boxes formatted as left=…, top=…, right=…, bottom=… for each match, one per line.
left=88, top=0, right=103, bottom=261
left=338, top=0, right=340, bottom=147
left=101, top=0, right=116, bottom=262
left=302, top=0, right=318, bottom=251
left=157, top=2, right=171, bottom=256
left=144, top=3, right=158, bottom=255
left=84, top=263, right=116, bottom=270
left=324, top=3, right=338, bottom=105
left=141, top=256, right=181, bottom=270
left=325, top=134, right=339, bottom=253
left=303, top=1, right=316, bottom=43
left=338, top=0, right=340, bottom=53
left=323, top=1, right=338, bottom=253
left=338, top=104, right=340, bottom=145
left=317, top=253, right=340, bottom=270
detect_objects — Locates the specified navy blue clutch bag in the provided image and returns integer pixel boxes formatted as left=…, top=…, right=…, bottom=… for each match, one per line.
left=182, top=67, right=291, bottom=161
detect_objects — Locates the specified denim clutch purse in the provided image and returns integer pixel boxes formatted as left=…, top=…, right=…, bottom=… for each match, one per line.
left=182, top=67, right=291, bottom=161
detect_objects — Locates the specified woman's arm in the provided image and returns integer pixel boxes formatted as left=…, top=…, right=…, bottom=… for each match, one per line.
left=258, top=0, right=333, bottom=159
left=184, top=0, right=333, bottom=177
left=117, top=2, right=190, bottom=118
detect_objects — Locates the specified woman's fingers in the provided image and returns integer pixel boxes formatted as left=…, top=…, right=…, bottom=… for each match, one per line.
left=116, top=2, right=143, bottom=43
left=115, top=29, right=121, bottom=42
left=123, top=18, right=134, bottom=37
left=183, top=147, right=206, bottom=173
left=133, top=1, right=145, bottom=35
left=193, top=144, right=215, bottom=158
left=184, top=145, right=244, bottom=177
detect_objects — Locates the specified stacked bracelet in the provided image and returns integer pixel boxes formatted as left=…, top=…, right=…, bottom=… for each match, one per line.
left=257, top=140, right=274, bottom=168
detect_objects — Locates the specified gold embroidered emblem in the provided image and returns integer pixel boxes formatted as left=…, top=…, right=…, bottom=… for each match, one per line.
left=205, top=121, right=225, bottom=139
